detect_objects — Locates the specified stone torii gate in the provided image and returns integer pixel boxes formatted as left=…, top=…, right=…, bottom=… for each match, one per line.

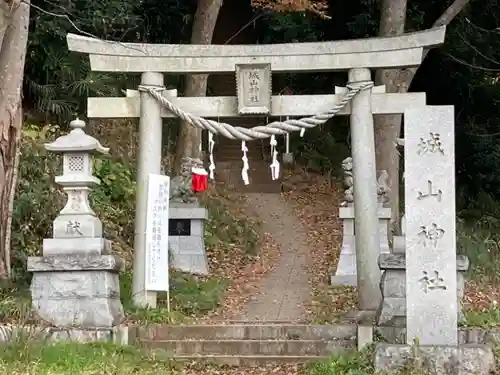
left=66, top=27, right=445, bottom=312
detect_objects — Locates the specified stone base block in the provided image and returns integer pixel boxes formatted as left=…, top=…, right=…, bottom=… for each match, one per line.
left=170, top=204, right=208, bottom=220
left=377, top=296, right=406, bottom=326
left=27, top=254, right=124, bottom=272
left=393, top=235, right=405, bottom=253
left=28, top=254, right=124, bottom=328
left=31, top=296, right=123, bottom=328
left=357, top=325, right=373, bottom=350
left=43, top=237, right=111, bottom=256
left=169, top=204, right=209, bottom=275
left=332, top=206, right=391, bottom=287
left=330, top=274, right=357, bottom=286
left=377, top=253, right=469, bottom=326
left=0, top=325, right=115, bottom=343
left=0, top=325, right=130, bottom=345
left=377, top=326, right=500, bottom=346
left=331, top=246, right=356, bottom=286
left=374, top=343, right=495, bottom=375
left=169, top=235, right=208, bottom=275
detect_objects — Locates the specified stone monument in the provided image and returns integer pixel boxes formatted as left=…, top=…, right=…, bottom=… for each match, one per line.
left=168, top=157, right=209, bottom=275
left=331, top=157, right=391, bottom=286
left=377, top=135, right=468, bottom=336
left=28, top=118, right=124, bottom=328
left=374, top=106, right=494, bottom=374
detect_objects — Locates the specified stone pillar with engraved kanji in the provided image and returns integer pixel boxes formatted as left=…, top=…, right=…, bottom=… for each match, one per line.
left=27, top=118, right=124, bottom=328
left=375, top=107, right=494, bottom=375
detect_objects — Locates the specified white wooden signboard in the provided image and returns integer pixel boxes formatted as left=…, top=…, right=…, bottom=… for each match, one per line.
left=145, top=173, right=170, bottom=291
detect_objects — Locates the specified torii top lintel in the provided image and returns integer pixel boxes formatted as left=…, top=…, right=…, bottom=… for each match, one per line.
left=66, top=27, right=445, bottom=74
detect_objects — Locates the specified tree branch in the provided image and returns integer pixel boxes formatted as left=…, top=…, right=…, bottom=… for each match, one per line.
left=434, top=0, right=471, bottom=27
left=421, top=0, right=471, bottom=61
left=396, top=0, right=471, bottom=91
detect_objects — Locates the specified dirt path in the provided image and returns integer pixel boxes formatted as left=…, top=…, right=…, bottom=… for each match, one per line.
left=212, top=166, right=350, bottom=323
left=237, top=193, right=312, bottom=321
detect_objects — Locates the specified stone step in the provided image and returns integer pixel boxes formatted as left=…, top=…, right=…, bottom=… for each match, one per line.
left=214, top=161, right=282, bottom=193
left=170, top=354, right=330, bottom=366
left=130, top=324, right=357, bottom=341
left=217, top=139, right=265, bottom=147
left=216, top=146, right=264, bottom=161
left=216, top=163, right=277, bottom=180
left=217, top=146, right=262, bottom=154
left=222, top=182, right=282, bottom=193
left=216, top=152, right=262, bottom=161
left=139, top=339, right=354, bottom=356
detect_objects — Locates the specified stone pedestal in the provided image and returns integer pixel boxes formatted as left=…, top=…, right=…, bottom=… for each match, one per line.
left=169, top=203, right=209, bottom=275
left=374, top=344, right=495, bottom=375
left=28, top=252, right=124, bottom=327
left=331, top=205, right=391, bottom=286
left=393, top=235, right=405, bottom=253
left=376, top=253, right=468, bottom=327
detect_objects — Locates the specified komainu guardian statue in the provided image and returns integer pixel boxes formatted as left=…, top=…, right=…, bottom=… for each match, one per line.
left=341, top=157, right=354, bottom=206
left=169, top=157, right=204, bottom=204
left=377, top=170, right=390, bottom=206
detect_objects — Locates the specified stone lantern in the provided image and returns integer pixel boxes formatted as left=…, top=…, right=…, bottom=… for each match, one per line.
left=27, top=118, right=124, bottom=329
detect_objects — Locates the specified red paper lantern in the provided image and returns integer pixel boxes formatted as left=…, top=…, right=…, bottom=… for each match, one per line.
left=191, top=167, right=208, bottom=192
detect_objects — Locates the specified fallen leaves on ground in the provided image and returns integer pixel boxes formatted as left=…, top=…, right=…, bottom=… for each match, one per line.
left=205, top=231, right=282, bottom=321
left=176, top=363, right=304, bottom=375
left=282, top=168, right=359, bottom=321
left=196, top=184, right=283, bottom=322
left=464, top=280, right=500, bottom=312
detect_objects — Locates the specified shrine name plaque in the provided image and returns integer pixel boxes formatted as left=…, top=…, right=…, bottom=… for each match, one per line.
left=235, top=63, right=272, bottom=115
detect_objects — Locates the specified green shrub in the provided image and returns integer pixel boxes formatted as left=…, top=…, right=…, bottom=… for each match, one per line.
left=0, top=341, right=172, bottom=374
left=457, top=220, right=500, bottom=283
left=306, top=347, right=374, bottom=375
left=463, top=308, right=500, bottom=328
left=12, top=124, right=137, bottom=283
left=120, top=271, right=228, bottom=322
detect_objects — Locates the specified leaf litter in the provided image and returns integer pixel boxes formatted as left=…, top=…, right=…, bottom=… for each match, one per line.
left=282, top=168, right=358, bottom=321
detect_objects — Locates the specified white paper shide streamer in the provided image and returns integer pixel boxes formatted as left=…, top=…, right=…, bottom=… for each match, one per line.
left=208, top=132, right=216, bottom=179
left=269, top=135, right=280, bottom=180
left=241, top=141, right=250, bottom=185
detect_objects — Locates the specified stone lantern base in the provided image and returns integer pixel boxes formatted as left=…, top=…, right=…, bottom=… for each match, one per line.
left=376, top=253, right=469, bottom=328
left=27, top=250, right=124, bottom=328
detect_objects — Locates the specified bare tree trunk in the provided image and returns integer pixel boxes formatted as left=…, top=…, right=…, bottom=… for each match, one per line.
left=374, top=0, right=407, bottom=235
left=374, top=0, right=471, bottom=234
left=0, top=0, right=30, bottom=278
left=174, top=0, right=224, bottom=173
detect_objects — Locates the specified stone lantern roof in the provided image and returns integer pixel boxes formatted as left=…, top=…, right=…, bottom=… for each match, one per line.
left=45, top=118, right=109, bottom=154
